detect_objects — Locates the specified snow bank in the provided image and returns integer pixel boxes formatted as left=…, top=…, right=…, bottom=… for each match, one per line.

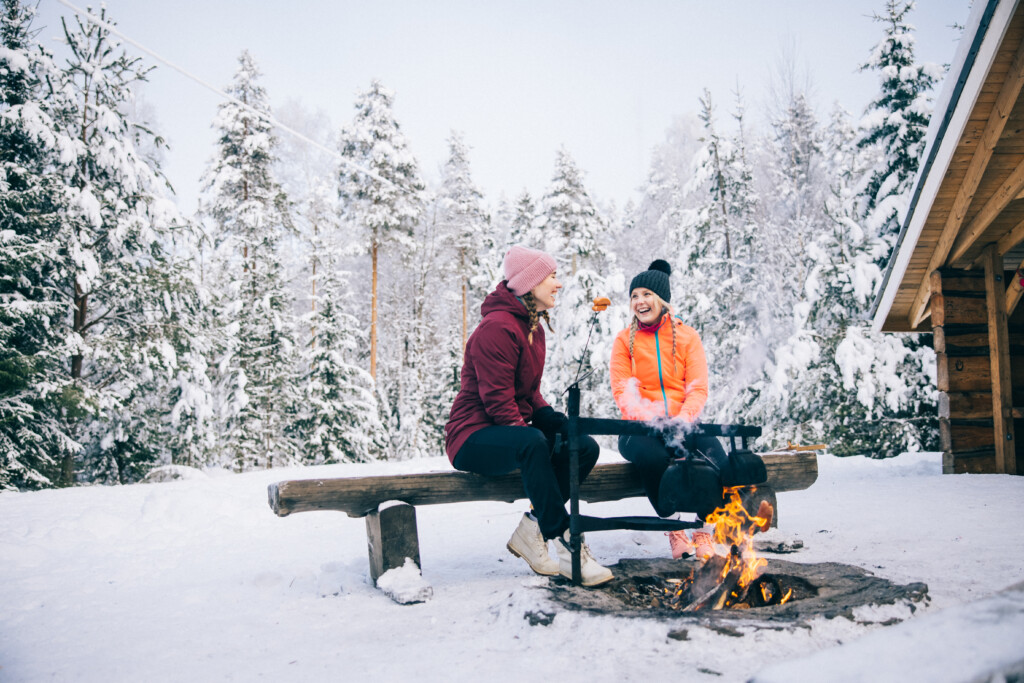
left=1, top=451, right=1022, bottom=682
left=753, top=581, right=1024, bottom=683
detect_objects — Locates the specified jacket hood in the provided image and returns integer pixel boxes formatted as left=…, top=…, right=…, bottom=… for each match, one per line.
left=481, top=281, right=529, bottom=320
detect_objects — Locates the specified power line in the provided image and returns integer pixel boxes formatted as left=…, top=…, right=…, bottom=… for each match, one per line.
left=55, top=0, right=403, bottom=192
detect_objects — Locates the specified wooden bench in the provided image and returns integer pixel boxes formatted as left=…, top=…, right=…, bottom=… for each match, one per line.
left=267, top=450, right=818, bottom=597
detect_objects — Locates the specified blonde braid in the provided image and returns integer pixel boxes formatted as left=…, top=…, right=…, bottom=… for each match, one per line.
left=521, top=292, right=552, bottom=345
left=628, top=317, right=638, bottom=373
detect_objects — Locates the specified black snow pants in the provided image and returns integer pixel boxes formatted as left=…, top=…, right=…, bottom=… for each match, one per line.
left=453, top=425, right=600, bottom=540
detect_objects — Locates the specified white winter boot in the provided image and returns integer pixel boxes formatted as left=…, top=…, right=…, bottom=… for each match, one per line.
left=555, top=530, right=614, bottom=587
left=507, top=513, right=559, bottom=576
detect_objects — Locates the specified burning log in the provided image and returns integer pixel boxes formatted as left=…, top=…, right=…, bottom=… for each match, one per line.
left=611, top=489, right=788, bottom=613
left=683, top=550, right=743, bottom=612
left=666, top=491, right=780, bottom=611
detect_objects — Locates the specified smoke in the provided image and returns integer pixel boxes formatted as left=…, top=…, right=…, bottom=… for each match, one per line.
left=618, top=376, right=700, bottom=456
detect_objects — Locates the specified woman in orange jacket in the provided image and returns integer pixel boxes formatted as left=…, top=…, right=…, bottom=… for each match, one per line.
left=609, top=259, right=727, bottom=559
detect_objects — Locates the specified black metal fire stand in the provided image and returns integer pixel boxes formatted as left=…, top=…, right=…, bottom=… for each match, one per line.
left=565, top=381, right=762, bottom=585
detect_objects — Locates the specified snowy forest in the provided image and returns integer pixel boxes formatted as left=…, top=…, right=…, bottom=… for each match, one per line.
left=1, top=0, right=946, bottom=490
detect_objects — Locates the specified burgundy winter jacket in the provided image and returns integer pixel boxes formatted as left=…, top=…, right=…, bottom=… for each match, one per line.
left=444, top=281, right=551, bottom=462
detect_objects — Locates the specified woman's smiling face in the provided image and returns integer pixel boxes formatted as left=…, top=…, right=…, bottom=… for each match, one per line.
left=631, top=287, right=664, bottom=325
left=530, top=271, right=562, bottom=312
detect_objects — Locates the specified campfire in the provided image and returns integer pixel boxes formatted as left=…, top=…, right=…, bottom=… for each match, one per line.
left=621, top=487, right=791, bottom=612
left=546, top=484, right=930, bottom=626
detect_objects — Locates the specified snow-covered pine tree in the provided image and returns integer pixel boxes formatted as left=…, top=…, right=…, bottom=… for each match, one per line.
left=857, top=0, right=941, bottom=259
left=824, top=0, right=941, bottom=456
left=672, top=90, right=761, bottom=420
left=621, top=115, right=702, bottom=278
left=613, top=201, right=643, bottom=277
left=337, top=80, right=425, bottom=384
left=272, top=100, right=339, bottom=321
left=52, top=7, right=204, bottom=484
left=154, top=260, right=217, bottom=470
left=506, top=190, right=543, bottom=250
left=437, top=131, right=491, bottom=351
left=741, top=104, right=861, bottom=445
left=679, top=91, right=752, bottom=280
left=638, top=162, right=687, bottom=276
left=541, top=148, right=604, bottom=275
left=487, top=192, right=515, bottom=275
left=201, top=50, right=301, bottom=471
left=728, top=84, right=831, bottom=425
left=768, top=89, right=825, bottom=265
left=292, top=179, right=387, bottom=463
left=386, top=203, right=462, bottom=459
left=0, top=0, right=80, bottom=489
left=537, top=149, right=623, bottom=417
left=751, top=102, right=937, bottom=457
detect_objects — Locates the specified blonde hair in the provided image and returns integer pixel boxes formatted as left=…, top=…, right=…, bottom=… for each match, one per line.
left=628, top=294, right=677, bottom=374
left=521, top=291, right=553, bottom=345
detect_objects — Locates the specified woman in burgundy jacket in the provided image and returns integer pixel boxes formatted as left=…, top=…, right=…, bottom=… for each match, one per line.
left=444, top=245, right=613, bottom=587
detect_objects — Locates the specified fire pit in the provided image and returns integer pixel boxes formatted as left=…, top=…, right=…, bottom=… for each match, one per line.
left=546, top=556, right=928, bottom=627
left=546, top=489, right=927, bottom=626
left=618, top=552, right=798, bottom=612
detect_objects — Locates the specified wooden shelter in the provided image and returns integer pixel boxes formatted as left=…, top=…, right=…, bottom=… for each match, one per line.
left=872, top=0, right=1024, bottom=475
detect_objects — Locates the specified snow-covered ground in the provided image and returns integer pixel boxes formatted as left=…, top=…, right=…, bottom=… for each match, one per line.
left=2, top=450, right=1023, bottom=682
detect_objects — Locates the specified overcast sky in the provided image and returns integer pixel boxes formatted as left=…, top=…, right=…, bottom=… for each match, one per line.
left=34, top=0, right=970, bottom=213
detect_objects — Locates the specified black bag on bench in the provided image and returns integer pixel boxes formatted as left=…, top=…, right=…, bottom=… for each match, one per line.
left=657, top=448, right=767, bottom=518
left=720, top=448, right=768, bottom=487
left=657, top=459, right=724, bottom=518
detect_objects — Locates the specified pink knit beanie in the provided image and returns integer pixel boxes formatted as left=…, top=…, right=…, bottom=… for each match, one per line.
left=503, top=245, right=557, bottom=296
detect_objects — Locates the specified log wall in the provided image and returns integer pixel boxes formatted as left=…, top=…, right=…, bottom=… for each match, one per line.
left=931, top=268, right=1024, bottom=473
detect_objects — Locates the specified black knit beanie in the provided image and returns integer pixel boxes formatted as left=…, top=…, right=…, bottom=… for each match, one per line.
left=628, top=259, right=672, bottom=303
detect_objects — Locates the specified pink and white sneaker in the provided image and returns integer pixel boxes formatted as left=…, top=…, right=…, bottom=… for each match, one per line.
left=691, top=529, right=716, bottom=561
left=668, top=530, right=695, bottom=559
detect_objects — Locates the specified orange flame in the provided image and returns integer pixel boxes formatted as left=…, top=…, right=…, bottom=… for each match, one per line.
left=702, top=487, right=775, bottom=605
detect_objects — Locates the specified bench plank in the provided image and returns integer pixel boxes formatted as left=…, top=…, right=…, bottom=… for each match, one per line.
left=267, top=451, right=817, bottom=518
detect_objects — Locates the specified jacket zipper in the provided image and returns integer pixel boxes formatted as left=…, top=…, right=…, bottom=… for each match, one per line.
left=653, top=321, right=669, bottom=417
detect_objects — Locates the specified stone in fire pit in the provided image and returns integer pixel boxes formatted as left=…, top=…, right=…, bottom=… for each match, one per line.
left=545, top=557, right=928, bottom=628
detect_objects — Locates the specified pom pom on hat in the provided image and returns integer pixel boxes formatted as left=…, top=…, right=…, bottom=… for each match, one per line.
left=503, top=245, right=557, bottom=296
left=648, top=259, right=671, bottom=276
left=629, top=259, right=672, bottom=303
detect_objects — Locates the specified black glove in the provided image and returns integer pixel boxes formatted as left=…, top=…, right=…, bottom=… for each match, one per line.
left=531, top=406, right=568, bottom=433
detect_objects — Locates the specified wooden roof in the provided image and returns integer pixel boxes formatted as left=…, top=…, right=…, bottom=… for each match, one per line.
left=874, top=0, right=1024, bottom=332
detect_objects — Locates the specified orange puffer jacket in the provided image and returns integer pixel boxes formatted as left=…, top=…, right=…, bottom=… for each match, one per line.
left=609, top=315, right=709, bottom=423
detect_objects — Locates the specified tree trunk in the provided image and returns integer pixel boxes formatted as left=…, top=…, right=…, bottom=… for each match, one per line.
left=71, top=285, right=86, bottom=379
left=63, top=78, right=93, bottom=487
left=63, top=282, right=88, bottom=485
left=713, top=145, right=732, bottom=280
left=370, top=240, right=378, bottom=380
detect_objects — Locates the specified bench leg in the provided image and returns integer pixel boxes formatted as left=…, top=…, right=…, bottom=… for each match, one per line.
left=365, top=502, right=433, bottom=604
left=365, top=502, right=422, bottom=584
